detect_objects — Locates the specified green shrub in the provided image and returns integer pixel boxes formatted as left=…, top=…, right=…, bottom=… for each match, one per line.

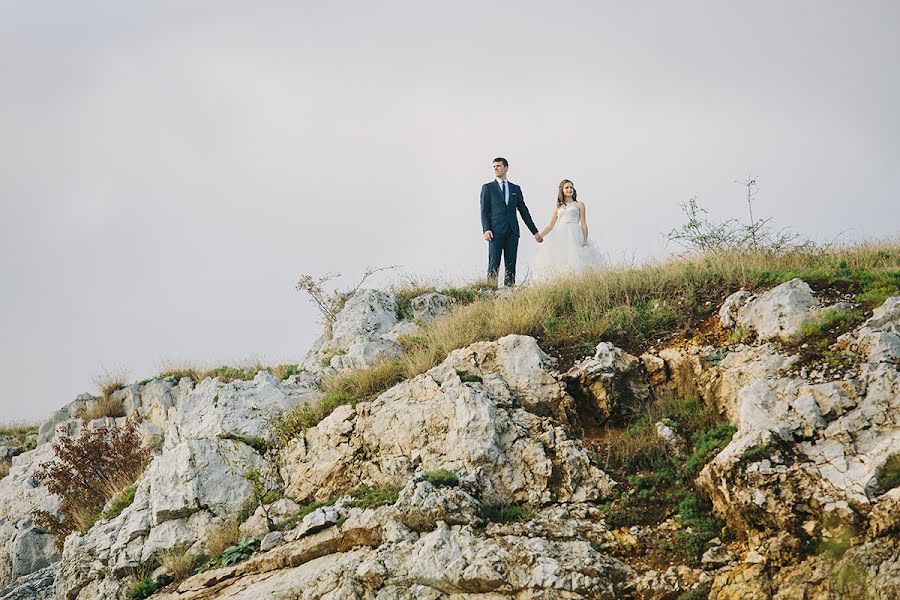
left=423, top=469, right=459, bottom=487
left=220, top=539, right=259, bottom=566
left=126, top=578, right=157, bottom=599
left=684, top=424, right=737, bottom=475
left=347, top=484, right=402, bottom=509
left=673, top=493, right=725, bottom=564
left=455, top=370, right=483, bottom=383
left=677, top=582, right=712, bottom=600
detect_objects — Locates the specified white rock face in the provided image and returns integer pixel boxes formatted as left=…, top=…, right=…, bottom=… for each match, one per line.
left=719, top=278, right=852, bottom=340
left=0, top=444, right=60, bottom=588
left=52, top=370, right=321, bottom=599
left=698, top=296, right=900, bottom=538
left=302, top=289, right=456, bottom=375
left=165, top=371, right=318, bottom=449
left=153, top=502, right=633, bottom=600
left=282, top=335, right=614, bottom=506
left=408, top=292, right=453, bottom=323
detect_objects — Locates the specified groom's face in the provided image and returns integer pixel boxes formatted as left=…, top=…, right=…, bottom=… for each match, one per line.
left=493, top=162, right=508, bottom=179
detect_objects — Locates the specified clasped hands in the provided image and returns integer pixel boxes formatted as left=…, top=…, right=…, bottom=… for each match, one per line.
left=483, top=230, right=544, bottom=243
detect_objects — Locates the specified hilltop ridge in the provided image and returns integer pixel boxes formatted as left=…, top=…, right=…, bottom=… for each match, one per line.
left=0, top=243, right=898, bottom=600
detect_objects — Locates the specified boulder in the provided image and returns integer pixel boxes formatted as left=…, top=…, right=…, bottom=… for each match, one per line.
left=282, top=335, right=613, bottom=506
left=562, top=342, right=651, bottom=426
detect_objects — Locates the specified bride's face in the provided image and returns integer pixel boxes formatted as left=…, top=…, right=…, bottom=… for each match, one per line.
left=563, top=183, right=575, bottom=198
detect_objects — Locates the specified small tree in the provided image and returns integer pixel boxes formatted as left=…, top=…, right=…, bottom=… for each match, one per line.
left=33, top=420, right=151, bottom=549
left=667, top=178, right=811, bottom=254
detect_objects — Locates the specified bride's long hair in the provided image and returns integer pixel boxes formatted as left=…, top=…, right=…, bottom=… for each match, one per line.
left=557, top=179, right=578, bottom=207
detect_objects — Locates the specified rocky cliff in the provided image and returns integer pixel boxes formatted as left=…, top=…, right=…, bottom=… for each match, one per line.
left=0, top=275, right=897, bottom=600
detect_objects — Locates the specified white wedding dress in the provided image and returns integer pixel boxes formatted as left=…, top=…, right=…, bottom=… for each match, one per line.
left=529, top=202, right=605, bottom=282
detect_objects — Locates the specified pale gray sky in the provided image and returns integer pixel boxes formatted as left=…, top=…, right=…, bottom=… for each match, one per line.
left=1, top=1, right=898, bottom=421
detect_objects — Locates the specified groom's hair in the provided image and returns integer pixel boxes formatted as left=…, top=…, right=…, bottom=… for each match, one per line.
left=492, top=157, right=509, bottom=167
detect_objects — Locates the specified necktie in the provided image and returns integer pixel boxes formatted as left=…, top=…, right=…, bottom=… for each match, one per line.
left=501, top=181, right=507, bottom=205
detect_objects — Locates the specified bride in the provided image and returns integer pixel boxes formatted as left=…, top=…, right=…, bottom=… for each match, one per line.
left=529, top=179, right=605, bottom=282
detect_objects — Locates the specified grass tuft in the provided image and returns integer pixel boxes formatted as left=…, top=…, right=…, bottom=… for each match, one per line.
left=268, top=393, right=357, bottom=446
left=423, top=469, right=459, bottom=487
left=482, top=504, right=533, bottom=523
left=204, top=518, right=242, bottom=559
left=101, top=484, right=138, bottom=521
left=347, top=484, right=402, bottom=509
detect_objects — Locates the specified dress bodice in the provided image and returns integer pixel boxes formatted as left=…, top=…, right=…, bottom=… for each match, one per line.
left=558, top=203, right=580, bottom=224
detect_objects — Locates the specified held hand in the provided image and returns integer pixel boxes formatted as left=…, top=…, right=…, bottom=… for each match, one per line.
left=484, top=231, right=493, bottom=242
left=534, top=233, right=544, bottom=243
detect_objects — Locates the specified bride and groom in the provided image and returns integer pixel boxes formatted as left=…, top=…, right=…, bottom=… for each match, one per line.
left=479, top=157, right=604, bottom=286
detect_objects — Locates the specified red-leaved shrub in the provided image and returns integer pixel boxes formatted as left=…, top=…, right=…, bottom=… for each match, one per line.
left=32, top=420, right=151, bottom=549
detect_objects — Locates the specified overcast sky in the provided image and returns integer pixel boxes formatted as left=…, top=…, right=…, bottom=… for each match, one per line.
left=1, top=1, right=898, bottom=422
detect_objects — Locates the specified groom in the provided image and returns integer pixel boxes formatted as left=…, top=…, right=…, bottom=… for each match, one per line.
left=480, top=157, right=543, bottom=287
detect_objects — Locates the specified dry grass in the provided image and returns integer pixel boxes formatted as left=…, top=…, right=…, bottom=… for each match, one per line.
left=79, top=395, right=127, bottom=421
left=93, top=367, right=129, bottom=398
left=204, top=518, right=241, bottom=558
left=320, top=243, right=900, bottom=404
left=159, top=359, right=303, bottom=385
left=0, top=462, right=10, bottom=479
left=161, top=549, right=199, bottom=582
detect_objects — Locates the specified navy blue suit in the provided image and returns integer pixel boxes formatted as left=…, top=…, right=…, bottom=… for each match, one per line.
left=480, top=180, right=538, bottom=286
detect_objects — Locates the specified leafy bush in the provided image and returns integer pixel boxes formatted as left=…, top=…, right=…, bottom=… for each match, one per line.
left=220, top=539, right=259, bottom=566
left=32, top=420, right=151, bottom=549
left=666, top=193, right=811, bottom=254
left=423, top=469, right=459, bottom=487
left=347, top=484, right=402, bottom=509
left=126, top=577, right=157, bottom=599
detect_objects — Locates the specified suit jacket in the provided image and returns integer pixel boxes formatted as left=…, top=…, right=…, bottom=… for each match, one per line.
left=480, top=180, right=539, bottom=237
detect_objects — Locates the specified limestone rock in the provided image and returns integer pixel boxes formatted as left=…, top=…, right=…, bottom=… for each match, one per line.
left=732, top=278, right=818, bottom=340
left=282, top=335, right=613, bottom=506
left=391, top=479, right=482, bottom=532
left=0, top=563, right=57, bottom=600
left=563, top=342, right=650, bottom=426
left=166, top=371, right=317, bottom=449
left=719, top=289, right=753, bottom=329
left=408, top=292, right=453, bottom=323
